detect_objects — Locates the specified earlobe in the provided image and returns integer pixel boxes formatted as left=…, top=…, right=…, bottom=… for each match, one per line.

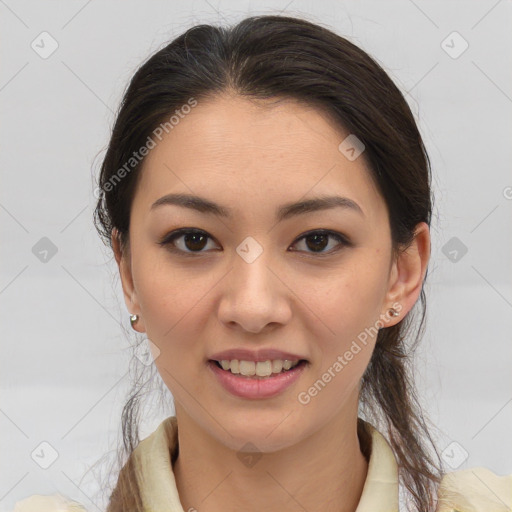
left=111, top=229, right=145, bottom=332
left=382, top=222, right=431, bottom=326
left=129, top=313, right=146, bottom=333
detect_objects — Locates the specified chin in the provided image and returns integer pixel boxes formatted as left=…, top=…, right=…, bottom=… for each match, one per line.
left=213, top=409, right=305, bottom=453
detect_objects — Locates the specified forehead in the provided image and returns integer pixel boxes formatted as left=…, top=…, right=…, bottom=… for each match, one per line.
left=134, top=93, right=386, bottom=224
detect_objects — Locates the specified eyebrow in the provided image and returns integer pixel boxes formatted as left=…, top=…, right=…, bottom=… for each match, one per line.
left=150, top=193, right=365, bottom=221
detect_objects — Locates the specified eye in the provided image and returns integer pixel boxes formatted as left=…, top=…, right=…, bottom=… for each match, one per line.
left=159, top=228, right=351, bottom=257
left=290, top=229, right=351, bottom=255
left=158, top=228, right=220, bottom=255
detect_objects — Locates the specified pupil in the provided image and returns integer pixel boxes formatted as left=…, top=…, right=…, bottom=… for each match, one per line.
left=306, top=234, right=328, bottom=252
left=185, top=233, right=207, bottom=251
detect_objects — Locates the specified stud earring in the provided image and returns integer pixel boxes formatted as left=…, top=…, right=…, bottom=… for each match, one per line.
left=388, top=308, right=400, bottom=317
left=130, top=314, right=139, bottom=327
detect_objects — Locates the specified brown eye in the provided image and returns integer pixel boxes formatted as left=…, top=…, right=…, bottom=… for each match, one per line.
left=159, top=229, right=219, bottom=255
left=290, top=230, right=350, bottom=255
left=305, top=233, right=329, bottom=252
left=159, top=228, right=351, bottom=257
left=181, top=232, right=208, bottom=251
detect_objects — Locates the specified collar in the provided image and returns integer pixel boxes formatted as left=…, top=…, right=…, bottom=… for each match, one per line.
left=132, top=416, right=399, bottom=512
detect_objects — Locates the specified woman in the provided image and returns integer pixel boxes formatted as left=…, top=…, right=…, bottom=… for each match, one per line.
left=14, top=14, right=511, bottom=512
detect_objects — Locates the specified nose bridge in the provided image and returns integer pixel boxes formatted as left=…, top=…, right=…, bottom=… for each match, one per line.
left=217, top=235, right=291, bottom=331
left=231, top=235, right=276, bottom=300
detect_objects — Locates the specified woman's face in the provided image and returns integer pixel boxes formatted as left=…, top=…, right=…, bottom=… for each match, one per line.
left=115, top=93, right=421, bottom=452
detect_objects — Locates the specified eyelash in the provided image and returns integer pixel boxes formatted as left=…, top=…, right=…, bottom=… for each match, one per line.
left=158, top=228, right=352, bottom=257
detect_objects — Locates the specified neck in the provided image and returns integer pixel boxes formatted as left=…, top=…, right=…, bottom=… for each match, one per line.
left=173, top=396, right=369, bottom=512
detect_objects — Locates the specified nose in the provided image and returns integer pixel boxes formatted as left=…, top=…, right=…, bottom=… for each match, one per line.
left=217, top=249, right=292, bottom=334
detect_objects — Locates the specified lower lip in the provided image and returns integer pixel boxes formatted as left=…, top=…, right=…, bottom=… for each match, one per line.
left=207, top=360, right=308, bottom=400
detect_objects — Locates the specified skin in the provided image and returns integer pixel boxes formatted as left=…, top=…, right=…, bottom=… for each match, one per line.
left=112, top=91, right=431, bottom=512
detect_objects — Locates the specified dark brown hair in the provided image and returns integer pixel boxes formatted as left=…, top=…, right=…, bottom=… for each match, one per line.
left=93, top=13, right=445, bottom=512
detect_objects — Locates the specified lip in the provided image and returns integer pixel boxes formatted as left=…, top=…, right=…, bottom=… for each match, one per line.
left=208, top=348, right=308, bottom=363
left=207, top=359, right=308, bottom=399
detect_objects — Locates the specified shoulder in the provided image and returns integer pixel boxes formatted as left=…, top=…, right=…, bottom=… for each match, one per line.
left=435, top=466, right=512, bottom=512
left=13, top=493, right=88, bottom=511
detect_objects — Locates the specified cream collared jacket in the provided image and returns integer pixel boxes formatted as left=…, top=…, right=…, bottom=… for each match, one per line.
left=13, top=416, right=512, bottom=512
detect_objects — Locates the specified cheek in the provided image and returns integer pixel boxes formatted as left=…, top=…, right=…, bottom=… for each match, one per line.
left=135, top=263, right=210, bottom=400
left=304, top=261, right=387, bottom=344
left=295, top=258, right=387, bottom=402
left=130, top=250, right=206, bottom=353
left=295, top=278, right=379, bottom=418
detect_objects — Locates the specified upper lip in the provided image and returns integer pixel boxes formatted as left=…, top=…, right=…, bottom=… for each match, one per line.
left=209, top=348, right=308, bottom=362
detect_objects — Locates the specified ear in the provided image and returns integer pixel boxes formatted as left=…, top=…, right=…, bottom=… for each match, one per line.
left=382, top=222, right=431, bottom=327
left=111, top=228, right=146, bottom=333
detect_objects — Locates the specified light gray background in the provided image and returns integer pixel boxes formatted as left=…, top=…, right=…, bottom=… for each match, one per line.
left=1, top=1, right=511, bottom=511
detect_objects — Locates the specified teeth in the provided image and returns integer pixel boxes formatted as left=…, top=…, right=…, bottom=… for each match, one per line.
left=230, top=360, right=240, bottom=374
left=239, top=360, right=256, bottom=376
left=218, top=359, right=301, bottom=377
left=272, top=360, right=283, bottom=373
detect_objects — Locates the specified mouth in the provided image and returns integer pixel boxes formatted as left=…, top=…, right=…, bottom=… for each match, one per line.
left=209, top=358, right=309, bottom=379
left=207, top=358, right=309, bottom=399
